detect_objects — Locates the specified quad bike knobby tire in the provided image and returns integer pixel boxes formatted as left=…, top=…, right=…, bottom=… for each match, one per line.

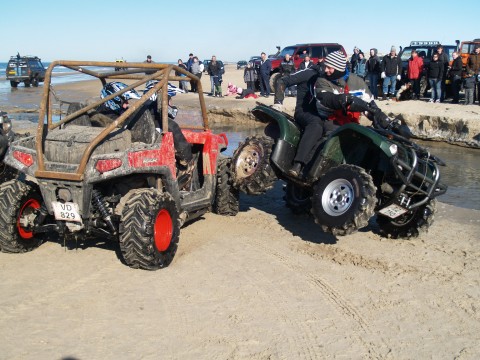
left=119, top=188, right=180, bottom=270
left=284, top=183, right=312, bottom=215
left=376, top=199, right=437, bottom=239
left=311, top=164, right=377, bottom=236
left=0, top=179, right=45, bottom=253
left=232, top=135, right=277, bottom=195
left=213, top=157, right=239, bottom=216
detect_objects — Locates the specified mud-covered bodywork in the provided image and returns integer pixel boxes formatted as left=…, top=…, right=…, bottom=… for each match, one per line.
left=0, top=61, right=238, bottom=270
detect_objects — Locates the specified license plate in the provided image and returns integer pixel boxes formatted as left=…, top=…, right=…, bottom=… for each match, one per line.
left=52, top=201, right=82, bottom=223
left=378, top=204, right=408, bottom=219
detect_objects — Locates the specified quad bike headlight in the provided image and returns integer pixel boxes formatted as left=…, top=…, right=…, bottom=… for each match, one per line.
left=389, top=144, right=398, bottom=156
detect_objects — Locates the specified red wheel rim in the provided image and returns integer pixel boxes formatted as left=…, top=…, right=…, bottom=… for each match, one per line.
left=17, top=198, right=41, bottom=239
left=154, top=209, right=173, bottom=252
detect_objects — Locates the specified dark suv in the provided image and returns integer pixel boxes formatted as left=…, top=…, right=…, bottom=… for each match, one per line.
left=253, top=43, right=346, bottom=91
left=398, top=41, right=457, bottom=96
left=6, top=54, right=46, bottom=87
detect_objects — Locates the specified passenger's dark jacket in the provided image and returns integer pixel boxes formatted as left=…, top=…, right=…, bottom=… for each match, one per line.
left=366, top=49, right=381, bottom=74
left=299, top=60, right=314, bottom=70
left=436, top=51, right=450, bottom=76
left=428, top=59, right=443, bottom=79
left=381, top=54, right=401, bottom=76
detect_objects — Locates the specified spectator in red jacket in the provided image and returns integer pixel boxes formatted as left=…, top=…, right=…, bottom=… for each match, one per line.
left=407, top=50, right=424, bottom=99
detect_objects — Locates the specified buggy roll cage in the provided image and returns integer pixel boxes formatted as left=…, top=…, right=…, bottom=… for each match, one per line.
left=34, top=61, right=208, bottom=182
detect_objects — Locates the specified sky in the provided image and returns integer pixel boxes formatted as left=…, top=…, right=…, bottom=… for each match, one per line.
left=2, top=0, right=479, bottom=63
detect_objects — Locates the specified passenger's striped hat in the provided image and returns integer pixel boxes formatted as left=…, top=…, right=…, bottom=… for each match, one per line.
left=324, top=51, right=347, bottom=72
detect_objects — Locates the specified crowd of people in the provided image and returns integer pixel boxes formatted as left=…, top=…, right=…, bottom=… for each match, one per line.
left=146, top=44, right=480, bottom=107
left=350, top=44, right=480, bottom=105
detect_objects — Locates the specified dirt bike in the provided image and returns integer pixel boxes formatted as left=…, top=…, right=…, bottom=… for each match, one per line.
left=232, top=103, right=447, bottom=239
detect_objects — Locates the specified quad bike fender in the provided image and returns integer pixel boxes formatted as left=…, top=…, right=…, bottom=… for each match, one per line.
left=251, top=104, right=301, bottom=146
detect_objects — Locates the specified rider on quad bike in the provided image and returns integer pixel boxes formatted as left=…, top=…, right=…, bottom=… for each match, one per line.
left=274, top=50, right=402, bottom=177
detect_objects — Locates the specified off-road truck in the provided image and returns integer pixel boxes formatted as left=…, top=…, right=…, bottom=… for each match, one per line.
left=0, top=61, right=239, bottom=270
left=232, top=103, right=447, bottom=239
left=6, top=54, right=46, bottom=87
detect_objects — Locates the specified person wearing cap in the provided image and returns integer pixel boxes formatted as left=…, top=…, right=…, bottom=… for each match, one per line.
left=380, top=46, right=402, bottom=100
left=467, top=45, right=480, bottom=104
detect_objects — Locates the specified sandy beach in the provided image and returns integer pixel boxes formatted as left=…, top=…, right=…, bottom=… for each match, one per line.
left=1, top=64, right=480, bottom=359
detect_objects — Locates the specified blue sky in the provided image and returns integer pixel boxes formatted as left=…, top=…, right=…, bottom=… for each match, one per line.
left=2, top=0, right=479, bottom=62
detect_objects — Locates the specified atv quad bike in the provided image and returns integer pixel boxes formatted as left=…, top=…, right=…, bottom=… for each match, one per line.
left=0, top=61, right=239, bottom=270
left=232, top=103, right=447, bottom=239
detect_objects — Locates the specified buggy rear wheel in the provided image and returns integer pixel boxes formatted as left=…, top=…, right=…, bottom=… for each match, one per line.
left=0, top=180, right=45, bottom=253
left=119, top=189, right=180, bottom=270
left=311, top=165, right=376, bottom=236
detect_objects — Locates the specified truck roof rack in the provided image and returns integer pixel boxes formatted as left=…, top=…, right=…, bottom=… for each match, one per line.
left=409, top=41, right=440, bottom=46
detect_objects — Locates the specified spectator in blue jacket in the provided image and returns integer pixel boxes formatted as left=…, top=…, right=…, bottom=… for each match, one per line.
left=258, top=52, right=272, bottom=97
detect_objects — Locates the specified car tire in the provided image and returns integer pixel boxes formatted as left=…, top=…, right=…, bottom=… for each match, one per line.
left=10, top=81, right=18, bottom=88
left=0, top=180, right=45, bottom=253
left=311, top=164, right=376, bottom=236
left=119, top=188, right=180, bottom=270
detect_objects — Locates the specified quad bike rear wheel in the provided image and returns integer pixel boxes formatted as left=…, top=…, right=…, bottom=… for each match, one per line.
left=0, top=179, right=45, bottom=253
left=213, top=157, right=239, bottom=216
left=119, top=189, right=180, bottom=270
left=284, top=183, right=312, bottom=215
left=311, top=165, right=377, bottom=236
left=232, top=135, right=277, bottom=195
left=376, top=199, right=437, bottom=239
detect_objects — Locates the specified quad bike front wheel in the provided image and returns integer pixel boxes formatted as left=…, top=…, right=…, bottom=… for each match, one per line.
left=311, top=165, right=377, bottom=236
left=232, top=135, right=277, bottom=195
left=0, top=179, right=45, bottom=253
left=119, top=189, right=180, bottom=270
left=213, top=156, right=239, bottom=216
left=376, top=199, right=437, bottom=239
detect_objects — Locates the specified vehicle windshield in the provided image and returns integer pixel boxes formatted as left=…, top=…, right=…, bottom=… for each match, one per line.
left=278, top=46, right=296, bottom=57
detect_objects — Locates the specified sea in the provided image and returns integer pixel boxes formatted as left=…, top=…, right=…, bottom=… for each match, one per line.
left=0, top=63, right=479, bottom=211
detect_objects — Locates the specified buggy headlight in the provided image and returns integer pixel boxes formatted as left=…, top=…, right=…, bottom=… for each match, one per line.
left=389, top=144, right=398, bottom=155
left=0, top=114, right=12, bottom=134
